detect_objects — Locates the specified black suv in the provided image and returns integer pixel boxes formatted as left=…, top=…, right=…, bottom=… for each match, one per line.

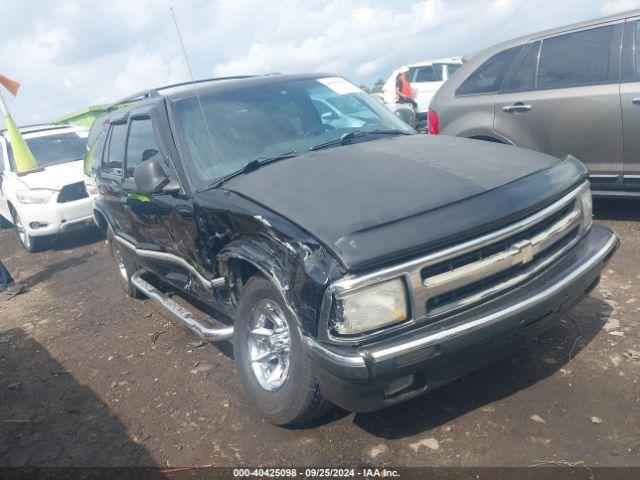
left=89, top=74, right=618, bottom=425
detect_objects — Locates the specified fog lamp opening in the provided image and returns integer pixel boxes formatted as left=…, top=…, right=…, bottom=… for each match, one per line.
left=385, top=374, right=415, bottom=397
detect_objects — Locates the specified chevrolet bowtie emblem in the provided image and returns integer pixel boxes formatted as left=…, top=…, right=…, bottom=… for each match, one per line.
left=511, top=239, right=535, bottom=266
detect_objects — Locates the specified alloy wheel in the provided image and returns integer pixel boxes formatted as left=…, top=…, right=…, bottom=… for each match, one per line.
left=246, top=299, right=292, bottom=392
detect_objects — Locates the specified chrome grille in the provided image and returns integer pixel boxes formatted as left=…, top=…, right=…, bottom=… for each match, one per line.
left=327, top=182, right=589, bottom=334
left=421, top=201, right=581, bottom=317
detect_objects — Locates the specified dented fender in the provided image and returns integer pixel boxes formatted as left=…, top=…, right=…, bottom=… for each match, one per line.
left=218, top=239, right=290, bottom=296
left=193, top=190, right=347, bottom=337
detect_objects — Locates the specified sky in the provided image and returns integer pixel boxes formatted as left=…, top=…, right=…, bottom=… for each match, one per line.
left=0, top=0, right=639, bottom=124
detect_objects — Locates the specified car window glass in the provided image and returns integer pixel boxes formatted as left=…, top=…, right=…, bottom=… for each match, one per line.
left=445, top=64, right=461, bottom=77
left=125, top=118, right=162, bottom=177
left=635, top=21, right=640, bottom=78
left=505, top=42, right=540, bottom=92
left=171, top=78, right=412, bottom=188
left=104, top=123, right=126, bottom=176
left=412, top=66, right=442, bottom=82
left=6, top=132, right=87, bottom=169
left=456, top=46, right=521, bottom=95
left=0, top=146, right=4, bottom=175
left=84, top=128, right=107, bottom=174
left=537, top=25, right=616, bottom=89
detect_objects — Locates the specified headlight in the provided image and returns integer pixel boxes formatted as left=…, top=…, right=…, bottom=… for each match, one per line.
left=16, top=189, right=55, bottom=204
left=579, top=187, right=593, bottom=231
left=331, top=278, right=409, bottom=336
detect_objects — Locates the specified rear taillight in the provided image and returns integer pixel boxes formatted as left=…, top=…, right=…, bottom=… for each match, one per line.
left=428, top=108, right=439, bottom=135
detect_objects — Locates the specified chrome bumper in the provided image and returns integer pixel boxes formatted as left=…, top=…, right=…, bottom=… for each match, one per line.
left=320, top=183, right=591, bottom=343
left=306, top=224, right=618, bottom=372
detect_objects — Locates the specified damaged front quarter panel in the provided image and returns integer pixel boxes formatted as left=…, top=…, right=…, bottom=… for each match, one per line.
left=194, top=189, right=346, bottom=337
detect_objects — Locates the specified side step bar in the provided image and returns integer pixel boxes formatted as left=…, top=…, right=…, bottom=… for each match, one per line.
left=131, top=270, right=233, bottom=341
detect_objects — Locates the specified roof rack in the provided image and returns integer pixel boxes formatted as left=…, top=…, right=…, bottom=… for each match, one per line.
left=103, top=75, right=258, bottom=113
left=102, top=90, right=159, bottom=113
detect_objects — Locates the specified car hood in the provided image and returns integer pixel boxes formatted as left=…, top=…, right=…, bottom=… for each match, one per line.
left=222, top=135, right=586, bottom=272
left=16, top=160, right=85, bottom=190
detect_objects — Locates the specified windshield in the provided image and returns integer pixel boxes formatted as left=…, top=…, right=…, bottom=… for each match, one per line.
left=171, top=77, right=414, bottom=189
left=8, top=131, right=87, bottom=170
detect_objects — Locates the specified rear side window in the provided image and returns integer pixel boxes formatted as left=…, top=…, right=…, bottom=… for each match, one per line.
left=103, top=123, right=127, bottom=176
left=444, top=63, right=461, bottom=77
left=411, top=65, right=442, bottom=82
left=537, top=25, right=617, bottom=89
left=85, top=128, right=107, bottom=174
left=125, top=118, right=162, bottom=177
left=456, top=46, right=521, bottom=95
left=504, top=42, right=540, bottom=93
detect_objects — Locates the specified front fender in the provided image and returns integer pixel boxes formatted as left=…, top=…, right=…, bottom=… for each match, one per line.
left=217, top=236, right=342, bottom=337
left=218, top=239, right=290, bottom=296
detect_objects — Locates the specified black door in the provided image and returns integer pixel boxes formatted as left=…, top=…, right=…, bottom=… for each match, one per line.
left=98, top=119, right=134, bottom=238
left=123, top=111, right=208, bottom=294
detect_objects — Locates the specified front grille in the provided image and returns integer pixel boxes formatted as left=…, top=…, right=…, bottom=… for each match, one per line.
left=421, top=198, right=583, bottom=318
left=57, top=182, right=89, bottom=203
left=325, top=182, right=589, bottom=341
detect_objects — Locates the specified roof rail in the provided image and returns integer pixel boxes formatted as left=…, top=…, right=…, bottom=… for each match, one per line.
left=102, top=75, right=260, bottom=113
left=0, top=123, right=72, bottom=136
left=154, top=75, right=257, bottom=93
left=102, top=90, right=159, bottom=113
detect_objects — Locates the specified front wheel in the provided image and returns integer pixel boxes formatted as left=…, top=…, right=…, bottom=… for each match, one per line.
left=106, top=228, right=143, bottom=299
left=234, top=276, right=332, bottom=425
left=11, top=208, right=44, bottom=253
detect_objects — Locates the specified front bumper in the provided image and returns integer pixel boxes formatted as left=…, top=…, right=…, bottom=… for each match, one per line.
left=304, top=224, right=618, bottom=412
left=17, top=196, right=95, bottom=237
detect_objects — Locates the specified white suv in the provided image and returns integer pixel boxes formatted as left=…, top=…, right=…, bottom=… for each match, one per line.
left=382, top=57, right=462, bottom=117
left=0, top=124, right=94, bottom=252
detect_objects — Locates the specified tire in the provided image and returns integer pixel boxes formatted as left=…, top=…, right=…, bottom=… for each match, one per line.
left=234, top=276, right=332, bottom=425
left=10, top=207, right=44, bottom=253
left=106, top=228, right=144, bottom=299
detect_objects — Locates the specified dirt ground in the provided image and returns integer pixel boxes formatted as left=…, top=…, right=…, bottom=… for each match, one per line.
left=0, top=198, right=638, bottom=469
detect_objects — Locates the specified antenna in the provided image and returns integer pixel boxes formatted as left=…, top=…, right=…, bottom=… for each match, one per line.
left=169, top=5, right=223, bottom=178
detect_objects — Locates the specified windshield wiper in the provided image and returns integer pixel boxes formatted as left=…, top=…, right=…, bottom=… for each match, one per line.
left=205, top=150, right=298, bottom=190
left=309, top=129, right=412, bottom=151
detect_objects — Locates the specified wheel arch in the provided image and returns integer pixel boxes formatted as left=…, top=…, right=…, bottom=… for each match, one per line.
left=218, top=244, right=290, bottom=299
left=468, top=134, right=507, bottom=144
left=218, top=240, right=299, bottom=324
left=93, top=202, right=117, bottom=234
left=92, top=208, right=108, bottom=233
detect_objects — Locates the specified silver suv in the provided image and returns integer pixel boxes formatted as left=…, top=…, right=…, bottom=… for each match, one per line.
left=429, top=10, right=640, bottom=197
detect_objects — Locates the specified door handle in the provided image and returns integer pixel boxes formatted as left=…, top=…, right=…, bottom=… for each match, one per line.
left=502, top=103, right=532, bottom=113
left=632, top=97, right=640, bottom=105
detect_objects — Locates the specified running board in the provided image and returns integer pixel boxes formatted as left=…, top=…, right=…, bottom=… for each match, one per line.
left=131, top=270, right=233, bottom=341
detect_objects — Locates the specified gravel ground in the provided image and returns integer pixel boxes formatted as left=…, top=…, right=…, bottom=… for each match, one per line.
left=0, top=198, right=638, bottom=469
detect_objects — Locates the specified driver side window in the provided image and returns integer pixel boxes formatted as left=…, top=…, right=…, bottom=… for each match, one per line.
left=125, top=118, right=162, bottom=178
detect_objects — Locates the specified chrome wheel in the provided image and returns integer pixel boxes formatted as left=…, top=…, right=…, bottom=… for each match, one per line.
left=247, top=299, right=291, bottom=392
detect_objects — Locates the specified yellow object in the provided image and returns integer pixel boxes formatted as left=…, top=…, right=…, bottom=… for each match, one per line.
left=4, top=114, right=39, bottom=174
left=0, top=91, right=39, bottom=174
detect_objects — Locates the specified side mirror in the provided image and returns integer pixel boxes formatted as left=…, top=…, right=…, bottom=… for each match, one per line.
left=133, top=158, right=181, bottom=196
